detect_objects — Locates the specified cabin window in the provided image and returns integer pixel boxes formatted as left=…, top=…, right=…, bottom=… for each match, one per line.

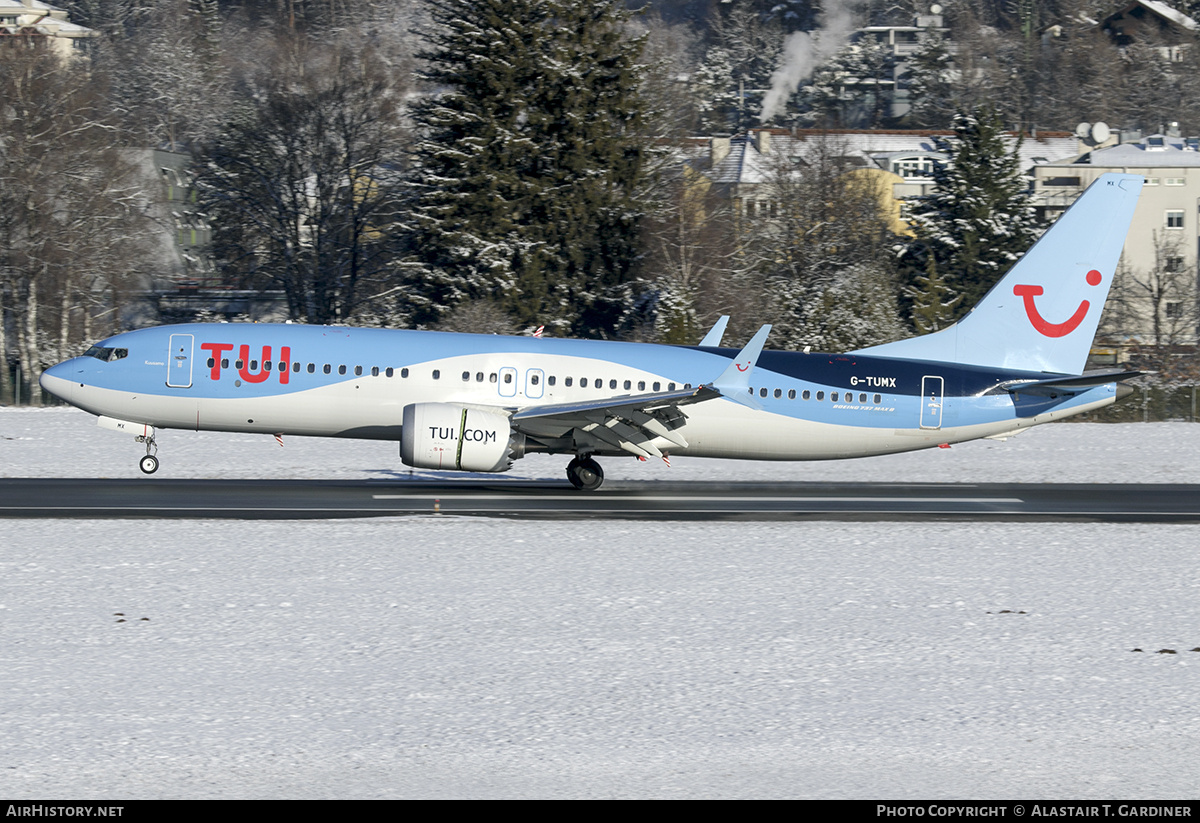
left=760, top=388, right=768, bottom=397
left=207, top=358, right=215, bottom=368
left=531, top=374, right=540, bottom=386
left=222, top=359, right=229, bottom=369
left=279, top=362, right=287, bottom=372
left=548, top=376, right=556, bottom=386
left=859, top=393, right=867, bottom=403
left=802, top=390, right=810, bottom=400
left=503, top=372, right=512, bottom=384
left=432, top=370, right=441, bottom=380
left=462, top=371, right=470, bottom=382
left=609, top=379, right=617, bottom=389
left=565, top=377, right=573, bottom=387
left=293, top=362, right=301, bottom=373
left=638, top=381, right=645, bottom=391
left=816, top=391, right=825, bottom=401
left=370, top=366, right=379, bottom=376
left=774, top=389, right=782, bottom=398
left=489, top=372, right=497, bottom=383
left=308, top=363, right=315, bottom=373
left=653, top=382, right=661, bottom=391
left=668, top=383, right=676, bottom=391
left=476, top=372, right=484, bottom=382
left=236, top=360, right=244, bottom=369
left=580, top=378, right=588, bottom=388
left=832, top=392, right=840, bottom=402
left=401, top=368, right=409, bottom=378
left=386, top=367, right=394, bottom=377
left=323, top=364, right=331, bottom=374
left=624, top=380, right=631, bottom=390
left=354, top=366, right=363, bottom=376
left=874, top=394, right=881, bottom=404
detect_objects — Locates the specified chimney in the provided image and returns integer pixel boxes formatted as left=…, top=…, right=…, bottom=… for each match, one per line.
left=753, top=130, right=771, bottom=155
left=710, top=135, right=731, bottom=166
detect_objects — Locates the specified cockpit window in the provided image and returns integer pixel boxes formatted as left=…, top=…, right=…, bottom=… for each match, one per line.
left=83, top=346, right=128, bottom=362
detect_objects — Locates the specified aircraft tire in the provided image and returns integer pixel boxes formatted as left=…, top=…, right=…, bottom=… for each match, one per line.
left=567, top=456, right=603, bottom=491
left=139, top=454, right=160, bottom=474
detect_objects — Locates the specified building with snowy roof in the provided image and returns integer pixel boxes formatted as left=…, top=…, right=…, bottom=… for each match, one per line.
left=689, top=128, right=1080, bottom=236
left=0, top=0, right=96, bottom=59
left=1102, top=0, right=1199, bottom=62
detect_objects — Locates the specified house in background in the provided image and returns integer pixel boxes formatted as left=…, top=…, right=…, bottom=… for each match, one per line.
left=0, top=0, right=96, bottom=59
left=1101, top=0, right=1199, bottom=61
left=689, top=127, right=1079, bottom=236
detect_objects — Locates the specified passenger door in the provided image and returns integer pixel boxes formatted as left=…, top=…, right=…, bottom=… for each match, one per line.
left=167, top=334, right=194, bottom=388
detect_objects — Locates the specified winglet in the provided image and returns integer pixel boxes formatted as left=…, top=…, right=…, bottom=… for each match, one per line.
left=699, top=315, right=730, bottom=347
left=710, top=325, right=771, bottom=406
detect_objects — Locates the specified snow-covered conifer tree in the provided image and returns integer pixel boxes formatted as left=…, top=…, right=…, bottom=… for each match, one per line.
left=896, top=106, right=1042, bottom=321
left=405, top=0, right=649, bottom=336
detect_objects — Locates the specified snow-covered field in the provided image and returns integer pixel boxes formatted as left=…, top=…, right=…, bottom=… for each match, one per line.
left=3, top=408, right=1200, bottom=798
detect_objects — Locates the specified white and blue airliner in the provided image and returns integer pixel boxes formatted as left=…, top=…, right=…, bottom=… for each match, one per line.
left=41, top=173, right=1144, bottom=489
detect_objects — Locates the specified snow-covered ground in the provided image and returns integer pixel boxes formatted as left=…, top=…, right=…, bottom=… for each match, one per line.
left=3, top=408, right=1200, bottom=798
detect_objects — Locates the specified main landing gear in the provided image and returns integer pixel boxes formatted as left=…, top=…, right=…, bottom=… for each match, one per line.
left=137, top=432, right=159, bottom=474
left=566, top=455, right=604, bottom=491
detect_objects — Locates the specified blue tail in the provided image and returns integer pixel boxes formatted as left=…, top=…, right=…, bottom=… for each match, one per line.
left=856, top=173, right=1144, bottom=374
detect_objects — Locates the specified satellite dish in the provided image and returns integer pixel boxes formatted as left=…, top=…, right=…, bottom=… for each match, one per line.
left=1091, top=122, right=1111, bottom=143
left=1075, top=122, right=1091, bottom=139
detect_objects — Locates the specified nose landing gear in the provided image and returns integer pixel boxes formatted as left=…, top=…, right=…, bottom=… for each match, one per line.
left=137, top=433, right=159, bottom=474
left=566, top=455, right=603, bottom=491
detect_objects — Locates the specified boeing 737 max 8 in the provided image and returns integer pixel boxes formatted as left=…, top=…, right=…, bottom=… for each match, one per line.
left=40, top=173, right=1144, bottom=490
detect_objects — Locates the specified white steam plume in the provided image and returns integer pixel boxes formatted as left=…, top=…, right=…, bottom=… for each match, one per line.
left=759, top=1, right=859, bottom=123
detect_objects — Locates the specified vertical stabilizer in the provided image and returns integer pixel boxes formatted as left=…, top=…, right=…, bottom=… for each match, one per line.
left=856, top=173, right=1144, bottom=374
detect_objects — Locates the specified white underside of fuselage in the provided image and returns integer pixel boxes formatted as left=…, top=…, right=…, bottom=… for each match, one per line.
left=44, top=367, right=1117, bottom=464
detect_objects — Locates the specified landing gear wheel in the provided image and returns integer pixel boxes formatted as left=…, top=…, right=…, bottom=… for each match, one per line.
left=139, top=454, right=160, bottom=474
left=566, top=456, right=604, bottom=491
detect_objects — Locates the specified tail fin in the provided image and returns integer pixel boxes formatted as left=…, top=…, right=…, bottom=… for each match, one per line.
left=856, top=173, right=1144, bottom=374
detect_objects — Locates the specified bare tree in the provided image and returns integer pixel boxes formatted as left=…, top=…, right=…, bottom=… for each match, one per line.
left=739, top=140, right=905, bottom=351
left=1120, top=230, right=1197, bottom=347
left=195, top=33, right=409, bottom=325
left=0, top=39, right=156, bottom=403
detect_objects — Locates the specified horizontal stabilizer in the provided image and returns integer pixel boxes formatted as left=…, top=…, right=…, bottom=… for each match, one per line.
left=999, top=370, right=1143, bottom=396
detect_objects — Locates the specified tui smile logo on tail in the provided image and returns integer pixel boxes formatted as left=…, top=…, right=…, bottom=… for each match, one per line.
left=1013, top=269, right=1103, bottom=337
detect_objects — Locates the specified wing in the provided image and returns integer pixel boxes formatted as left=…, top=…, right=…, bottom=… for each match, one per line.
left=509, top=325, right=772, bottom=460
left=510, top=385, right=719, bottom=459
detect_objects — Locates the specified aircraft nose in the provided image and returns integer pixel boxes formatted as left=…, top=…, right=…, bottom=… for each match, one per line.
left=39, top=361, right=76, bottom=404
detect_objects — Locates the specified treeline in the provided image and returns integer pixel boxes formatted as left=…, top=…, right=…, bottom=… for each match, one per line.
left=3, top=0, right=1198, bottom=403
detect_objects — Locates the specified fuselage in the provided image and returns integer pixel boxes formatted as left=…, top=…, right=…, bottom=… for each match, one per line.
left=39, top=322, right=1119, bottom=463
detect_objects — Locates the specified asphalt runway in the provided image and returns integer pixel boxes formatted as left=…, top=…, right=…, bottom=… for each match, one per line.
left=3, top=478, right=1200, bottom=521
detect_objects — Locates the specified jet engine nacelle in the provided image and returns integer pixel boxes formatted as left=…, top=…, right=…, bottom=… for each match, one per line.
left=401, top=403, right=524, bottom=473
